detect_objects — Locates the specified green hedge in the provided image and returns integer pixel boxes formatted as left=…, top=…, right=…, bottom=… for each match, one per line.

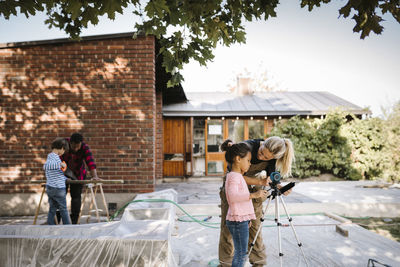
left=269, top=104, right=400, bottom=182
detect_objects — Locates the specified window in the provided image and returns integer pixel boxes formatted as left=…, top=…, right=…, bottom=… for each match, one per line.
left=228, top=120, right=244, bottom=143
left=207, top=120, right=224, bottom=152
left=248, top=120, right=264, bottom=139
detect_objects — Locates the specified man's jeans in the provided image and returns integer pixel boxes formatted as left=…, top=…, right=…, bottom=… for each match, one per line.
left=46, top=185, right=71, bottom=225
left=226, top=220, right=249, bottom=267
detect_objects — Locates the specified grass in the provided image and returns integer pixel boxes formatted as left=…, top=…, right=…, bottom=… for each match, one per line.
left=346, top=217, right=400, bottom=242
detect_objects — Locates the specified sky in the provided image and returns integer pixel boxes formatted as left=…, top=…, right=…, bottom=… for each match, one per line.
left=1, top=1, right=399, bottom=117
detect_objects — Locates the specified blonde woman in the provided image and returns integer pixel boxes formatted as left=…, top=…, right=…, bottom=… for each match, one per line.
left=219, top=136, right=295, bottom=267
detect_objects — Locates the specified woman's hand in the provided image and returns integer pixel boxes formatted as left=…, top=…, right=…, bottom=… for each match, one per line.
left=277, top=184, right=292, bottom=196
left=250, top=189, right=268, bottom=199
left=259, top=177, right=272, bottom=187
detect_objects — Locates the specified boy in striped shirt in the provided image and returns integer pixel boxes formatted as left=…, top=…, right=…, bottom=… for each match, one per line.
left=43, top=138, right=71, bottom=225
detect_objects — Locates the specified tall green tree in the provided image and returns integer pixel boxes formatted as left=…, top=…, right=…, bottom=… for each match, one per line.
left=1, top=0, right=399, bottom=86
left=381, top=101, right=400, bottom=182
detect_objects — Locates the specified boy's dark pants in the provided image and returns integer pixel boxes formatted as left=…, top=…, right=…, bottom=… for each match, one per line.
left=219, top=162, right=268, bottom=267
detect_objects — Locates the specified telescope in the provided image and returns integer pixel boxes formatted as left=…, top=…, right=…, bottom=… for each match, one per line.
left=268, top=171, right=295, bottom=196
left=269, top=171, right=281, bottom=187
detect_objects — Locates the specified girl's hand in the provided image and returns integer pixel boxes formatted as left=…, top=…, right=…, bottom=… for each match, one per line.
left=248, top=221, right=252, bottom=228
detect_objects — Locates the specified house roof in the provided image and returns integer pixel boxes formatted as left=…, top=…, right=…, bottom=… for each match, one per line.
left=162, top=91, right=369, bottom=117
left=0, top=32, right=138, bottom=49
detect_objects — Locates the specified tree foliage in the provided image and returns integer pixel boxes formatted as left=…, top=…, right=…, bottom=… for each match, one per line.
left=1, top=0, right=399, bottom=86
left=270, top=110, right=359, bottom=179
left=381, top=102, right=400, bottom=182
left=270, top=106, right=400, bottom=182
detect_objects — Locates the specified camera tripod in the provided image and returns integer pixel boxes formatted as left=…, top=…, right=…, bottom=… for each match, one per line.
left=246, top=184, right=309, bottom=267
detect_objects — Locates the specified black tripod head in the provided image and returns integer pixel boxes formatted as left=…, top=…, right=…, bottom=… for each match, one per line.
left=266, top=172, right=295, bottom=199
left=266, top=171, right=282, bottom=199
left=269, top=171, right=282, bottom=187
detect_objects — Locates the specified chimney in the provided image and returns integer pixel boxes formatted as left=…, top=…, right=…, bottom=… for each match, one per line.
left=236, top=76, right=253, bottom=96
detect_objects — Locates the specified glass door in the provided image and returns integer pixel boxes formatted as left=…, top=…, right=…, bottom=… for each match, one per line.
left=206, top=119, right=225, bottom=175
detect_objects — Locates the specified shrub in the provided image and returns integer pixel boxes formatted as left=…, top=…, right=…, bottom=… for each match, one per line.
left=269, top=104, right=400, bottom=182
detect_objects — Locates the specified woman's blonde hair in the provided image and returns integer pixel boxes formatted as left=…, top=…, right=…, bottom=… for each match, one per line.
left=262, top=136, right=295, bottom=177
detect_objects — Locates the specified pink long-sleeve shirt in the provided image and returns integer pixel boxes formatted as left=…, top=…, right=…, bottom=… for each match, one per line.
left=225, top=171, right=256, bottom=222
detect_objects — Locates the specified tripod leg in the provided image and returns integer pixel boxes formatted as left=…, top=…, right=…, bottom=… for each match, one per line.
left=247, top=196, right=272, bottom=259
left=275, top=195, right=284, bottom=267
left=279, top=195, right=309, bottom=267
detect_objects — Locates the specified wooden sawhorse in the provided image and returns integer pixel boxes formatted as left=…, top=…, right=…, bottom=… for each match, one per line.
left=33, top=183, right=46, bottom=225
left=31, top=179, right=124, bottom=225
left=77, top=183, right=109, bottom=224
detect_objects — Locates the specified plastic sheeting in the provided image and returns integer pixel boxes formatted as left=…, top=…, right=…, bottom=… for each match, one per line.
left=0, top=189, right=178, bottom=267
left=171, top=213, right=400, bottom=267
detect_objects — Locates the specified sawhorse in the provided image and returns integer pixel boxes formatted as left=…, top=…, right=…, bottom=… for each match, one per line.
left=33, top=183, right=46, bottom=225
left=77, top=183, right=109, bottom=224
left=31, top=179, right=123, bottom=225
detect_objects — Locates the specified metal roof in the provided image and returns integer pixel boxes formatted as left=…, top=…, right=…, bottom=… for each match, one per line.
left=163, top=91, right=369, bottom=117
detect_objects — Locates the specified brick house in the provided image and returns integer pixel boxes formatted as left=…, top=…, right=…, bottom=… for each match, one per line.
left=0, top=32, right=186, bottom=215
left=0, top=32, right=368, bottom=216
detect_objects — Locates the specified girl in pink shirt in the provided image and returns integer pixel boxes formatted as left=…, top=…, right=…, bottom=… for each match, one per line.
left=223, top=142, right=268, bottom=267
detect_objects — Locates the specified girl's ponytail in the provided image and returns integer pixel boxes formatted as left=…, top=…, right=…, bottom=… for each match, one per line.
left=220, top=139, right=233, bottom=152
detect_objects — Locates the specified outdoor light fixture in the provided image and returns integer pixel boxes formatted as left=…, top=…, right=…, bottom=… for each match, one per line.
left=207, top=117, right=210, bottom=120
left=264, top=116, right=268, bottom=120
left=250, top=116, right=253, bottom=120
left=307, top=115, right=310, bottom=119
left=236, top=117, right=239, bottom=120
left=221, top=117, right=225, bottom=120
left=278, top=116, right=282, bottom=120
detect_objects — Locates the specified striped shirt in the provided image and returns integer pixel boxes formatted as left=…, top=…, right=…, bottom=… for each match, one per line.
left=44, top=152, right=67, bottom=188
left=61, top=140, right=96, bottom=180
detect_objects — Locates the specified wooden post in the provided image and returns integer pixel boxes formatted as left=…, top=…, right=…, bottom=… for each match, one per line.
left=77, top=186, right=88, bottom=224
left=33, top=184, right=46, bottom=225
left=98, top=184, right=109, bottom=221
left=87, top=183, right=100, bottom=223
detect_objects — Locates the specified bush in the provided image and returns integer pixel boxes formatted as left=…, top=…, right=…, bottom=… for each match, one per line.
left=269, top=105, right=400, bottom=182
left=381, top=102, right=400, bottom=182
left=269, top=110, right=356, bottom=179
left=341, top=116, right=385, bottom=180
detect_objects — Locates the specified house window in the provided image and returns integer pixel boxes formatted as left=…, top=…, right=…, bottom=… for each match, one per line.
left=228, top=119, right=244, bottom=143
left=207, top=161, right=224, bottom=174
left=207, top=120, right=224, bottom=152
left=248, top=120, right=264, bottom=139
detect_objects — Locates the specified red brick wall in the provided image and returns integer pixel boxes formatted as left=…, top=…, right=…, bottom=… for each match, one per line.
left=155, top=90, right=163, bottom=180
left=0, top=35, right=159, bottom=194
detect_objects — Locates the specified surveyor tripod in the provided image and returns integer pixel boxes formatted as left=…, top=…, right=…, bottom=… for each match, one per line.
left=247, top=185, right=309, bottom=267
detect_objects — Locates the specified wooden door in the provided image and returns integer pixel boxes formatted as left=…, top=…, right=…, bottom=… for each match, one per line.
left=163, top=118, right=185, bottom=176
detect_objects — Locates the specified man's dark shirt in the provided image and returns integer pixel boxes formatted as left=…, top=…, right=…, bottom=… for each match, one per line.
left=61, top=139, right=96, bottom=180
